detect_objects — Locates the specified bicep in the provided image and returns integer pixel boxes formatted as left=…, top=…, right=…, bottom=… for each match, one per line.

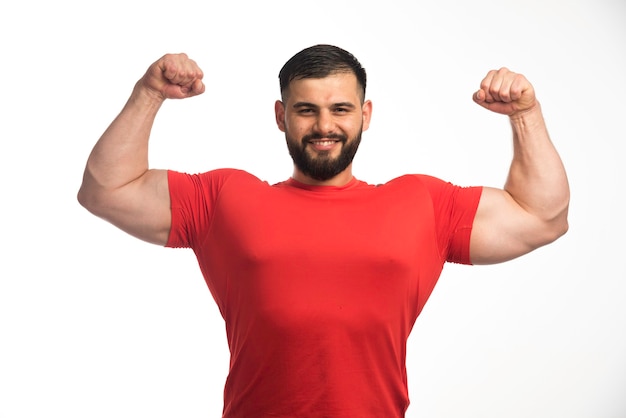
left=469, top=187, right=554, bottom=265
left=86, top=169, right=172, bottom=246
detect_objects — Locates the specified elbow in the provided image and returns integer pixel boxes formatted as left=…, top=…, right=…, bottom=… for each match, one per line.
left=527, top=195, right=570, bottom=249
left=524, top=215, right=568, bottom=256
left=558, top=213, right=569, bottom=238
left=542, top=205, right=570, bottom=245
left=554, top=197, right=570, bottom=238
left=77, top=184, right=107, bottom=217
left=551, top=217, right=569, bottom=242
left=77, top=168, right=116, bottom=217
left=77, top=186, right=95, bottom=214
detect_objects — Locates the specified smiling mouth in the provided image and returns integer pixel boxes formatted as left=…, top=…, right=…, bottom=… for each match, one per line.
left=302, top=133, right=346, bottom=152
left=309, top=139, right=339, bottom=146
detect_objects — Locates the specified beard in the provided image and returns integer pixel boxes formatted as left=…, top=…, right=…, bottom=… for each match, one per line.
left=285, top=130, right=362, bottom=181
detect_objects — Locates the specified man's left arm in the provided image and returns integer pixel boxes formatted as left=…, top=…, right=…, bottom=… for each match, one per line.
left=469, top=68, right=570, bottom=264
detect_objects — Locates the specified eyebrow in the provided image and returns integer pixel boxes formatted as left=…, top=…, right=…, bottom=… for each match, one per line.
left=292, top=101, right=357, bottom=109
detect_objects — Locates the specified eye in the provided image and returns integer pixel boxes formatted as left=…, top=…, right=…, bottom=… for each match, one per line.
left=332, top=103, right=355, bottom=113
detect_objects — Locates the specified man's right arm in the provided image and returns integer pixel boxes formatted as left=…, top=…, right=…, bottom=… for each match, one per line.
left=77, top=53, right=205, bottom=245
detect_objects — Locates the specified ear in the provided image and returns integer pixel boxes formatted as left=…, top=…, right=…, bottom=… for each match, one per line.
left=361, top=100, right=373, bottom=131
left=274, top=100, right=286, bottom=132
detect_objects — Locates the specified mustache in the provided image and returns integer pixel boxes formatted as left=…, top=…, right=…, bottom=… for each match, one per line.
left=302, top=133, right=348, bottom=143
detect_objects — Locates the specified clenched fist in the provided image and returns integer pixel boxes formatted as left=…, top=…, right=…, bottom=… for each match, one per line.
left=138, top=53, right=205, bottom=101
left=473, top=68, right=537, bottom=116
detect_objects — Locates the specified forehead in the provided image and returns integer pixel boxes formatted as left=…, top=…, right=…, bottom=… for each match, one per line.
left=284, top=72, right=362, bottom=104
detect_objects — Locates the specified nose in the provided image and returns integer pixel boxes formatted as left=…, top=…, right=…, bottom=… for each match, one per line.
left=313, top=110, right=334, bottom=136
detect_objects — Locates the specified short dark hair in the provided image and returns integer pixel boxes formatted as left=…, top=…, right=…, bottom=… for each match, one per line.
left=278, top=44, right=367, bottom=102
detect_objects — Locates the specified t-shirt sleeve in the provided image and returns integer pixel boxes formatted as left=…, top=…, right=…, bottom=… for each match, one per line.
left=166, top=169, right=237, bottom=249
left=416, top=175, right=483, bottom=265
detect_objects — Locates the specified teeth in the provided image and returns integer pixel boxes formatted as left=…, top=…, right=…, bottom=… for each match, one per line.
left=312, top=140, right=336, bottom=146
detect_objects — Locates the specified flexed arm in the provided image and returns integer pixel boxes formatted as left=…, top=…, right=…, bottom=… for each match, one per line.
left=78, top=54, right=205, bottom=245
left=469, top=68, right=570, bottom=264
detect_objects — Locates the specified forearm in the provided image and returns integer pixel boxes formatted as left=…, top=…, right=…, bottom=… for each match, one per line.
left=80, top=85, right=164, bottom=193
left=504, top=103, right=570, bottom=226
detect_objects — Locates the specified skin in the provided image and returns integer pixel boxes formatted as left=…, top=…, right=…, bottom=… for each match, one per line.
left=78, top=53, right=569, bottom=264
left=470, top=69, right=569, bottom=263
left=274, top=73, right=372, bottom=186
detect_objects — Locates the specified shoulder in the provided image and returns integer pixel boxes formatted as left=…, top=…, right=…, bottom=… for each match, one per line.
left=169, top=168, right=260, bottom=181
left=383, top=174, right=482, bottom=210
left=382, top=174, right=449, bottom=193
left=168, top=168, right=267, bottom=190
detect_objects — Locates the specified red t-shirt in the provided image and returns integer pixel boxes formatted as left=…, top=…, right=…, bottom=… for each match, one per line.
left=166, top=169, right=482, bottom=417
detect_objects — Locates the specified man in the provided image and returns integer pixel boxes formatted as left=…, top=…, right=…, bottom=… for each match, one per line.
left=78, top=44, right=569, bottom=417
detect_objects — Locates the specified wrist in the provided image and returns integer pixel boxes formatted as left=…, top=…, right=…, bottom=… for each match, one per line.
left=509, top=101, right=541, bottom=121
left=508, top=101, right=547, bottom=139
left=131, top=81, right=166, bottom=109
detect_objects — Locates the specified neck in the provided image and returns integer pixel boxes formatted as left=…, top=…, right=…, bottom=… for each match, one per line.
left=292, top=165, right=354, bottom=187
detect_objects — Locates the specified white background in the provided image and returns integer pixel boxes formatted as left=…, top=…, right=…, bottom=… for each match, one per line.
left=1, top=0, right=625, bottom=417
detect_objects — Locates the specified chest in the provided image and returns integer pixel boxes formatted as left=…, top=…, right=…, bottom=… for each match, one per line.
left=201, top=185, right=443, bottom=323
left=215, top=185, right=439, bottom=270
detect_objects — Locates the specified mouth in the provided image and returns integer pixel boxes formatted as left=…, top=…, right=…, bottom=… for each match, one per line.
left=303, top=133, right=346, bottom=153
left=307, top=138, right=341, bottom=152
left=309, top=139, right=340, bottom=146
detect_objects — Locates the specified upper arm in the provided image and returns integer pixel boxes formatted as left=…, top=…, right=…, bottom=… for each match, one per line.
left=78, top=169, right=172, bottom=246
left=469, top=186, right=566, bottom=265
